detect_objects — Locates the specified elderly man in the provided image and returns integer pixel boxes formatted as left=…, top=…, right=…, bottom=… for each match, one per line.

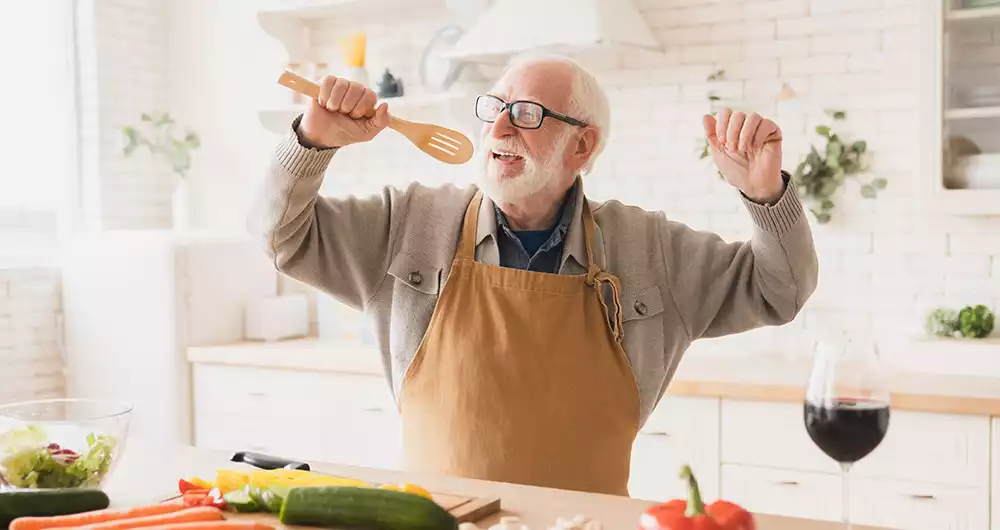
left=249, top=54, right=818, bottom=496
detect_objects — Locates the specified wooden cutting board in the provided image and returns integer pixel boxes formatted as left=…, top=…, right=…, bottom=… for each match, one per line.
left=224, top=491, right=501, bottom=528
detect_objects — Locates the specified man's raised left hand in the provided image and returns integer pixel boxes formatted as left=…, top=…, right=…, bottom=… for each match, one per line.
left=703, top=109, right=785, bottom=204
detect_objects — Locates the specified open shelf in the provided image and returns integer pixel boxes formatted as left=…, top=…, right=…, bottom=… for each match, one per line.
left=945, top=106, right=1000, bottom=120
left=257, top=92, right=475, bottom=135
left=946, top=5, right=1000, bottom=22
left=258, top=0, right=360, bottom=21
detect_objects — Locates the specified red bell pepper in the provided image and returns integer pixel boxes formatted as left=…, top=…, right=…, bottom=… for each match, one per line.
left=639, top=465, right=754, bottom=530
left=183, top=487, right=227, bottom=509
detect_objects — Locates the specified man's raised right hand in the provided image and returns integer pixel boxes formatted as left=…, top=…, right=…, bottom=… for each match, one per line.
left=297, top=75, right=391, bottom=149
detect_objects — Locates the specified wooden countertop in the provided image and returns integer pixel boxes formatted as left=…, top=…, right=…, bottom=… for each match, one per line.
left=187, top=337, right=1000, bottom=416
left=104, top=439, right=890, bottom=530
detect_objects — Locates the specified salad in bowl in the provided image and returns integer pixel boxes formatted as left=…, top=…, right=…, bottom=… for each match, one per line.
left=0, top=398, right=132, bottom=489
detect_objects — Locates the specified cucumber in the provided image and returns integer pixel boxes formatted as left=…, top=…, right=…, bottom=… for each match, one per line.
left=279, top=486, right=458, bottom=530
left=0, top=488, right=110, bottom=528
left=222, top=486, right=260, bottom=513
left=249, top=484, right=289, bottom=514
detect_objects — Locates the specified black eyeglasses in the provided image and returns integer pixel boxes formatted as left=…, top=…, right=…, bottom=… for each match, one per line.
left=475, top=94, right=588, bottom=130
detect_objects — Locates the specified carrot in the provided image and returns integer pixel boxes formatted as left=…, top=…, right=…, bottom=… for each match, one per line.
left=70, top=507, right=223, bottom=529
left=10, top=503, right=188, bottom=530
left=155, top=523, right=274, bottom=530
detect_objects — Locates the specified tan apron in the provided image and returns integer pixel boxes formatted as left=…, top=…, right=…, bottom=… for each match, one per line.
left=398, top=190, right=641, bottom=496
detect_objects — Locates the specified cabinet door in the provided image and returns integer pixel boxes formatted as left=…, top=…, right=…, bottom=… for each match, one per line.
left=721, top=464, right=842, bottom=523
left=993, top=417, right=1000, bottom=530
left=629, top=396, right=720, bottom=501
left=851, top=477, right=988, bottom=530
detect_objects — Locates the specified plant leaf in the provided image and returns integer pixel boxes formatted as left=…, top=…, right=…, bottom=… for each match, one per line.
left=816, top=125, right=831, bottom=137
left=861, top=184, right=876, bottom=198
left=827, top=140, right=843, bottom=160
left=873, top=177, right=887, bottom=189
left=185, top=133, right=200, bottom=148
left=852, top=140, right=867, bottom=154
left=819, top=181, right=838, bottom=198
left=708, top=95, right=721, bottom=101
left=141, top=113, right=152, bottom=121
left=821, top=200, right=835, bottom=210
left=816, top=212, right=832, bottom=223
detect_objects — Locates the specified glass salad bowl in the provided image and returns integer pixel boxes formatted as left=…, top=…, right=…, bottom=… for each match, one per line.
left=0, top=398, right=132, bottom=489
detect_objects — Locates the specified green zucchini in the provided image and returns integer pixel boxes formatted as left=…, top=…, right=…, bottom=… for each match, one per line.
left=279, top=486, right=458, bottom=530
left=0, top=488, right=110, bottom=528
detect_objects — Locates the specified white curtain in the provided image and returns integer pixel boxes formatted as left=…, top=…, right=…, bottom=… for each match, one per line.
left=0, top=1, right=78, bottom=403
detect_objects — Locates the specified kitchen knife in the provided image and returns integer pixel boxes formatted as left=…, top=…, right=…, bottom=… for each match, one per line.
left=231, top=451, right=310, bottom=471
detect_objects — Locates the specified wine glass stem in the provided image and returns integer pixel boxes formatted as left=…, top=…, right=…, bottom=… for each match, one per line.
left=841, top=463, right=852, bottom=530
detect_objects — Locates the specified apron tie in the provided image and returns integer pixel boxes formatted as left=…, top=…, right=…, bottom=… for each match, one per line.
left=593, top=270, right=624, bottom=344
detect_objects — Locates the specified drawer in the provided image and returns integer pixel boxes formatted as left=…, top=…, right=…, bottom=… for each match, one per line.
left=322, top=409, right=403, bottom=470
left=851, top=410, right=989, bottom=487
left=194, top=412, right=328, bottom=462
left=721, top=400, right=838, bottom=473
left=850, top=477, right=988, bottom=530
left=193, top=364, right=395, bottom=420
left=721, top=464, right=841, bottom=523
left=630, top=397, right=720, bottom=502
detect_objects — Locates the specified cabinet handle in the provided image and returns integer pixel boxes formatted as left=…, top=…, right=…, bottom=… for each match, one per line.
left=909, top=494, right=935, bottom=500
left=641, top=430, right=669, bottom=437
left=362, top=406, right=384, bottom=413
left=774, top=480, right=799, bottom=486
left=247, top=391, right=268, bottom=398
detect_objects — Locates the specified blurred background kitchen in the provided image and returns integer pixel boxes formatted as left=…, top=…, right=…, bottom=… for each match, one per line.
left=1, top=0, right=999, bottom=528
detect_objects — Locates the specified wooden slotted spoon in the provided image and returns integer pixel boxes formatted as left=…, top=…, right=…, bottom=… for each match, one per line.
left=277, top=70, right=474, bottom=165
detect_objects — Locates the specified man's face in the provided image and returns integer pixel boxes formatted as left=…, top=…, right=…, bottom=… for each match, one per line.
left=476, top=63, right=576, bottom=205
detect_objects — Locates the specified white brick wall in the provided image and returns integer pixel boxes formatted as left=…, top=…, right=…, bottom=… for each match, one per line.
left=78, top=0, right=173, bottom=230
left=0, top=268, right=64, bottom=404
left=302, top=0, right=1000, bottom=357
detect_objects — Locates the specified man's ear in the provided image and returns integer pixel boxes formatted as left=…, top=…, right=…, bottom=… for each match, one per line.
left=571, top=126, right=599, bottom=168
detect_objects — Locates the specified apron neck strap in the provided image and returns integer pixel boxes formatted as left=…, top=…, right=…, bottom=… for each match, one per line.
left=458, top=191, right=484, bottom=260
left=581, top=199, right=600, bottom=285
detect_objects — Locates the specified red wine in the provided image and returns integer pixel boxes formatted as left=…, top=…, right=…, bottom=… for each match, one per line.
left=804, top=399, right=889, bottom=464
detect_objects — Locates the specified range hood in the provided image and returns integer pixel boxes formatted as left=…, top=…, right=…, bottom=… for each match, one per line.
left=443, top=0, right=660, bottom=63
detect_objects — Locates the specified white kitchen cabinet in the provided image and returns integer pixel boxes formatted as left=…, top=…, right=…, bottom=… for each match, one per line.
left=993, top=417, right=1000, bottom=530
left=628, top=396, right=720, bottom=502
left=721, top=399, right=993, bottom=530
left=191, top=362, right=402, bottom=470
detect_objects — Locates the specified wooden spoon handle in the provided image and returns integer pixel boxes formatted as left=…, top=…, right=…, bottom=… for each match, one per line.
left=277, top=70, right=378, bottom=119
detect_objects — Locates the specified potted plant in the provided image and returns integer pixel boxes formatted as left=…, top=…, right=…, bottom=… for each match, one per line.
left=121, top=113, right=200, bottom=229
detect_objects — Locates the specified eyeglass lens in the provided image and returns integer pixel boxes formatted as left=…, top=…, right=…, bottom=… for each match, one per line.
left=477, top=96, right=544, bottom=128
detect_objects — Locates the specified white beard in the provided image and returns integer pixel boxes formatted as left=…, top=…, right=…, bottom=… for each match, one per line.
left=476, top=133, right=570, bottom=205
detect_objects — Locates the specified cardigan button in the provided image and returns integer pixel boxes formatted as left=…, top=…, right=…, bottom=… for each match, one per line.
left=408, top=271, right=422, bottom=285
left=634, top=301, right=647, bottom=316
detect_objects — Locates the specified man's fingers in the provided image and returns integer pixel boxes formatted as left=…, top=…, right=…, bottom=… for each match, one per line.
left=317, top=75, right=336, bottom=107
left=703, top=114, right=721, bottom=150
left=727, top=112, right=746, bottom=152
left=340, top=83, right=366, bottom=116
left=753, top=119, right=781, bottom=149
left=739, top=113, right=762, bottom=153
left=351, top=90, right=378, bottom=120
left=715, top=108, right=732, bottom=148
left=325, top=78, right=350, bottom=113
left=367, top=102, right=390, bottom=131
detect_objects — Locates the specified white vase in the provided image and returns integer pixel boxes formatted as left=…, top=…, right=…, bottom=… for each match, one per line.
left=172, top=178, right=191, bottom=230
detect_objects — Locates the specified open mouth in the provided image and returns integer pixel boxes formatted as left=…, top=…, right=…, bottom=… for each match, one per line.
left=491, top=150, right=524, bottom=162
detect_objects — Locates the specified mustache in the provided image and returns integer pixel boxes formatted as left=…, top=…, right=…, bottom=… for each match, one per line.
left=483, top=136, right=529, bottom=158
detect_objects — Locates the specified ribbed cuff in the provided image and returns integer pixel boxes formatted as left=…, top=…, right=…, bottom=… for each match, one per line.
left=741, top=172, right=805, bottom=236
left=274, top=114, right=338, bottom=176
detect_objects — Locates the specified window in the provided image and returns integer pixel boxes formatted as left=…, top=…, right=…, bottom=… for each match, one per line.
left=0, top=0, right=79, bottom=267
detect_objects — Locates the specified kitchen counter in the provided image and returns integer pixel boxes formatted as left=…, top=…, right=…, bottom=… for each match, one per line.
left=104, top=438, right=890, bottom=530
left=188, top=337, right=1000, bottom=416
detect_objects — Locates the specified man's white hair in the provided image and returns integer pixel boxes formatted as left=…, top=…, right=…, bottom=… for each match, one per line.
left=498, top=52, right=611, bottom=175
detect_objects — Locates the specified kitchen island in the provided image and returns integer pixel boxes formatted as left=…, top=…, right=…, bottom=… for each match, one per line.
left=103, top=439, right=890, bottom=530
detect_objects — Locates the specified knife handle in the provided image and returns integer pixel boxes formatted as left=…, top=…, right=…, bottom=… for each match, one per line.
left=231, top=451, right=310, bottom=471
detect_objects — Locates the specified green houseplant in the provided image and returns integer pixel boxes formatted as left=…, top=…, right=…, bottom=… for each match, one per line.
left=121, top=113, right=200, bottom=228
left=792, top=110, right=885, bottom=224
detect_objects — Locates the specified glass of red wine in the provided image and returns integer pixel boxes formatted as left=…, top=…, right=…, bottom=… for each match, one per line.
left=804, top=333, right=891, bottom=530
